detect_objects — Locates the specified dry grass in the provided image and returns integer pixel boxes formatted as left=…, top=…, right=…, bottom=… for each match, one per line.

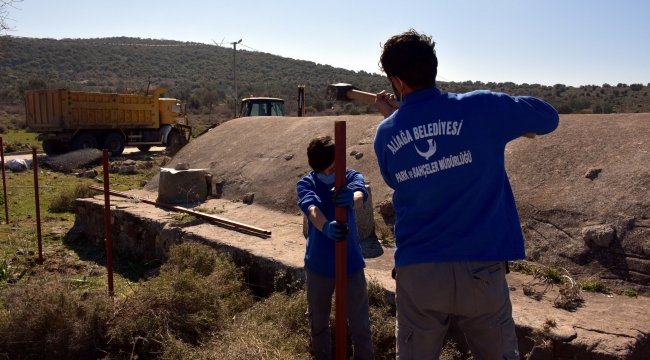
left=0, top=277, right=113, bottom=359
left=0, top=241, right=464, bottom=359
left=107, top=242, right=253, bottom=358
left=49, top=183, right=102, bottom=212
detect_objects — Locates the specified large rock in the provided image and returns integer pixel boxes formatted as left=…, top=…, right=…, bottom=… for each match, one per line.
left=582, top=224, right=616, bottom=248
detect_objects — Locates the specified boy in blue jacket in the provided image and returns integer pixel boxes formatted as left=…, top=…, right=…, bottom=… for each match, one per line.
left=374, top=30, right=559, bottom=359
left=297, top=135, right=374, bottom=360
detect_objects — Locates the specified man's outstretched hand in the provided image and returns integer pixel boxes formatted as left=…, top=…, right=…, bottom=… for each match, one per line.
left=332, top=185, right=355, bottom=208
left=375, top=90, right=400, bottom=118
left=322, top=221, right=349, bottom=242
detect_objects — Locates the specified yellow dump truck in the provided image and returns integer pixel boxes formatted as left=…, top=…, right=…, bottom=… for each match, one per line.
left=24, top=87, right=191, bottom=156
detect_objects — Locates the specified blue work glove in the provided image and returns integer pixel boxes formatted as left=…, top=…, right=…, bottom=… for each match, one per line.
left=322, top=221, right=349, bottom=242
left=332, top=185, right=355, bottom=208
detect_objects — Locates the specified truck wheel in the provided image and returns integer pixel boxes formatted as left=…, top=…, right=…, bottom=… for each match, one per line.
left=137, top=145, right=152, bottom=152
left=103, top=133, right=125, bottom=156
left=42, top=140, right=60, bottom=155
left=71, top=133, right=98, bottom=151
left=166, top=131, right=185, bottom=156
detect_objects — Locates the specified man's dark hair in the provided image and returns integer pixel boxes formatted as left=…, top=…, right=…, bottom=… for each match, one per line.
left=307, top=136, right=335, bottom=172
left=379, top=29, right=437, bottom=90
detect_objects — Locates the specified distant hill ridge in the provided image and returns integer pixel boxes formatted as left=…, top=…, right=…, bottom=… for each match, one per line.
left=0, top=36, right=649, bottom=115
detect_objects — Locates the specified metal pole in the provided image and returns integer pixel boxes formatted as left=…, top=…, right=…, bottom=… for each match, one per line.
left=0, top=137, right=8, bottom=224
left=32, top=148, right=43, bottom=265
left=233, top=42, right=238, bottom=118
left=334, top=121, right=347, bottom=360
left=103, top=150, right=114, bottom=297
left=298, top=86, right=305, bottom=117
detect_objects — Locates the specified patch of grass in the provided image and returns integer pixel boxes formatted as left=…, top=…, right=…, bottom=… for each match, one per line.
left=49, top=184, right=102, bottom=212
left=579, top=279, right=609, bottom=293
left=0, top=259, right=7, bottom=282
left=170, top=212, right=196, bottom=222
left=0, top=129, right=41, bottom=151
left=231, top=198, right=241, bottom=203
left=622, top=289, right=639, bottom=297
left=510, top=260, right=537, bottom=276
left=511, top=261, right=564, bottom=284
left=540, top=266, right=563, bottom=284
left=376, top=224, right=395, bottom=246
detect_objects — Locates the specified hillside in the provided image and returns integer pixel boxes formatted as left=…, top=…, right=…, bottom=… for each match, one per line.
left=1, top=36, right=649, bottom=118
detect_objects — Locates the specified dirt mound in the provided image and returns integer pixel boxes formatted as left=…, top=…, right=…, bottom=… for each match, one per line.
left=507, top=113, right=650, bottom=291
left=146, top=113, right=650, bottom=290
left=145, top=115, right=391, bottom=213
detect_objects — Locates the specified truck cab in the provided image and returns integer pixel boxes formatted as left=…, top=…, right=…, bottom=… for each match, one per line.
left=239, top=97, right=284, bottom=117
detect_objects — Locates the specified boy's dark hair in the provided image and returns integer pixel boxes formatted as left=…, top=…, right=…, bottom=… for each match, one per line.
left=379, top=29, right=437, bottom=90
left=307, top=136, right=335, bottom=172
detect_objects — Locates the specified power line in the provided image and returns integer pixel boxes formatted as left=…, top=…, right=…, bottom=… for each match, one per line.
left=238, top=43, right=259, bottom=52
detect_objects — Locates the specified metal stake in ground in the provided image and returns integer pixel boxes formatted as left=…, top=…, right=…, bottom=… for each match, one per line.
left=334, top=121, right=347, bottom=360
left=103, top=149, right=114, bottom=297
left=0, top=137, right=8, bottom=224
left=32, top=148, right=43, bottom=265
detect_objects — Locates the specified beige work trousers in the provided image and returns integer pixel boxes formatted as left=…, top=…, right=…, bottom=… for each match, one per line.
left=395, top=261, right=519, bottom=360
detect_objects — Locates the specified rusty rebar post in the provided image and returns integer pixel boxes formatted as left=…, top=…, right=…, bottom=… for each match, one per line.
left=32, top=148, right=43, bottom=265
left=0, top=137, right=8, bottom=224
left=103, top=150, right=114, bottom=297
left=334, top=121, right=347, bottom=360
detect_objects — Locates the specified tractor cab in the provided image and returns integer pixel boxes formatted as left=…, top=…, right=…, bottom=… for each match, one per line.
left=239, top=97, right=285, bottom=117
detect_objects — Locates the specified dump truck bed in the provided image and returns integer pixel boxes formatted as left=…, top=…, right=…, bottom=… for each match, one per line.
left=25, top=89, right=162, bottom=131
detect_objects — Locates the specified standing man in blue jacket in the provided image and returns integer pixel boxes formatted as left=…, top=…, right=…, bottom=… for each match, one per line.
left=297, top=135, right=374, bottom=360
left=373, top=30, right=559, bottom=359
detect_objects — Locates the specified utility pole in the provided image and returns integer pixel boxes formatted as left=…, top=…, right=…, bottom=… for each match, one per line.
left=231, top=39, right=242, bottom=118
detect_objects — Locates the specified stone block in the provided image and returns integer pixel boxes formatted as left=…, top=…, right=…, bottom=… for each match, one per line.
left=158, top=168, right=209, bottom=204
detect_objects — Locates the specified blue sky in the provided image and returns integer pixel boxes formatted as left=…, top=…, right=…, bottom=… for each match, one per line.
left=5, top=0, right=649, bottom=87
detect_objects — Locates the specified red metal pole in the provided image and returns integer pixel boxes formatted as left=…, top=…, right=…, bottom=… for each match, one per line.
left=334, top=121, right=347, bottom=360
left=32, top=148, right=43, bottom=265
left=0, top=137, right=8, bottom=224
left=103, top=150, right=114, bottom=297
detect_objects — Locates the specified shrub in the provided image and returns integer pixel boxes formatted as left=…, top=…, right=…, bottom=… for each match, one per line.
left=49, top=184, right=100, bottom=212
left=3, top=141, right=20, bottom=153
left=0, top=279, right=112, bottom=359
left=304, top=106, right=317, bottom=114
left=630, top=83, right=643, bottom=91
left=108, top=242, right=253, bottom=357
left=312, top=99, right=325, bottom=112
